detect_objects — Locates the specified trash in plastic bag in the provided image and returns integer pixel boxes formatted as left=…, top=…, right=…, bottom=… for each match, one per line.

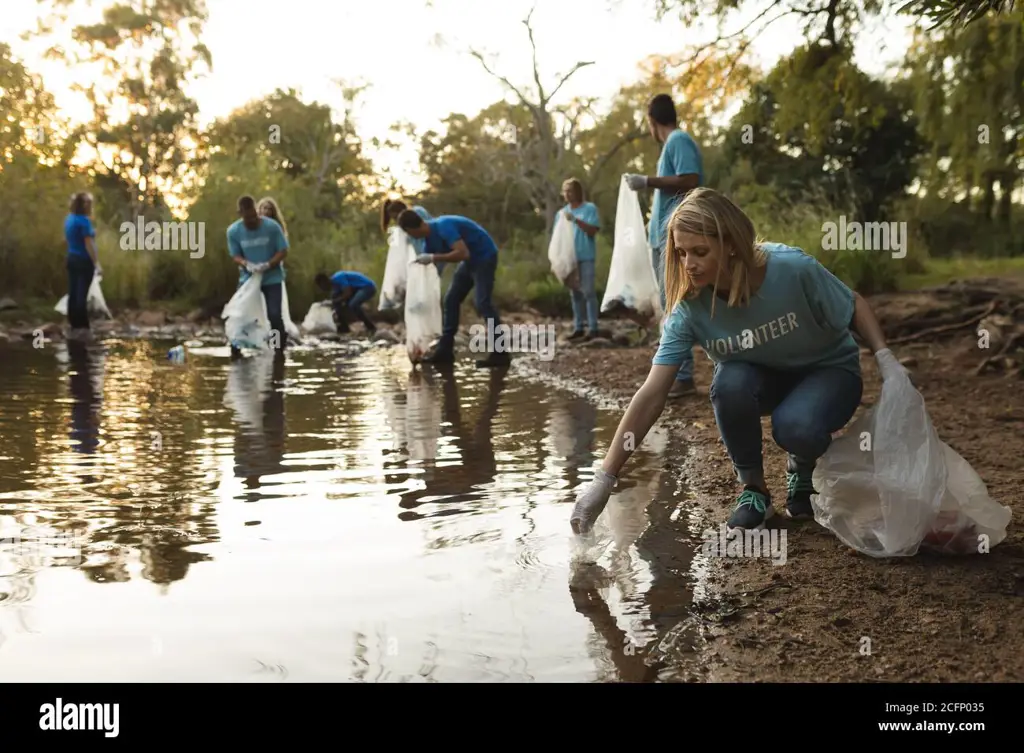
left=404, top=240, right=443, bottom=363
left=301, top=301, right=337, bottom=335
left=548, top=212, right=579, bottom=290
left=379, top=226, right=410, bottom=311
left=55, top=270, right=113, bottom=319
left=811, top=351, right=1011, bottom=557
left=601, top=175, right=662, bottom=321
left=221, top=272, right=301, bottom=350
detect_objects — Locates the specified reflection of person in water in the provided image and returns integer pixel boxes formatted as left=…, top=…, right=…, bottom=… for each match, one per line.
left=67, top=339, right=102, bottom=455
left=227, top=352, right=287, bottom=490
left=391, top=366, right=506, bottom=519
left=548, top=396, right=598, bottom=493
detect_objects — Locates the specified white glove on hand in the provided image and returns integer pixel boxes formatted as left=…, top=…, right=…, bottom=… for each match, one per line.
left=570, top=468, right=617, bottom=535
left=624, top=174, right=648, bottom=191
left=413, top=254, right=434, bottom=265
left=874, top=348, right=907, bottom=382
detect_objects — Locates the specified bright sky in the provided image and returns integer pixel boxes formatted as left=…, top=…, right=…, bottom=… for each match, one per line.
left=5, top=0, right=916, bottom=191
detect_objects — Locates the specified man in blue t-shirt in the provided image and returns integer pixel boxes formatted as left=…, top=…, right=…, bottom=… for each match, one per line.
left=625, top=93, right=705, bottom=398
left=399, top=212, right=507, bottom=368
left=315, top=270, right=377, bottom=334
left=226, top=194, right=290, bottom=353
left=559, top=178, right=601, bottom=339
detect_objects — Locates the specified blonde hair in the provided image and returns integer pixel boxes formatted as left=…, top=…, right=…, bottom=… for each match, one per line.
left=257, top=197, right=288, bottom=238
left=663, top=187, right=767, bottom=318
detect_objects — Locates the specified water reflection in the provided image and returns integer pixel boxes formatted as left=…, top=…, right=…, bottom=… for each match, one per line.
left=0, top=341, right=706, bottom=682
left=226, top=352, right=287, bottom=490
left=66, top=340, right=104, bottom=456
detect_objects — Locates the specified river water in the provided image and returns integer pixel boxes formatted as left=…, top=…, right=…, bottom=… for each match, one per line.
left=0, top=337, right=710, bottom=682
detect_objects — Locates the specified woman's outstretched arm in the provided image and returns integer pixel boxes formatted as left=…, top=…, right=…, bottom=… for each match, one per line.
left=850, top=292, right=889, bottom=353
left=600, top=364, right=678, bottom=476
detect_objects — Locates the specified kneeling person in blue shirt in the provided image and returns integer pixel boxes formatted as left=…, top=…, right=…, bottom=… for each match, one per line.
left=316, top=270, right=377, bottom=335
left=398, top=212, right=508, bottom=368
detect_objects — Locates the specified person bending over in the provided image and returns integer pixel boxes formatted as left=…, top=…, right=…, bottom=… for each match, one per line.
left=399, top=211, right=508, bottom=369
left=570, top=187, right=898, bottom=535
left=382, top=198, right=445, bottom=276
left=227, top=194, right=289, bottom=353
left=315, top=270, right=377, bottom=335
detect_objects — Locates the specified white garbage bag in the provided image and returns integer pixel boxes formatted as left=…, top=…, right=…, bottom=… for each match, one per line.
left=55, top=270, right=113, bottom=319
left=379, top=226, right=410, bottom=310
left=279, top=282, right=302, bottom=341
left=601, top=175, right=661, bottom=320
left=221, top=274, right=270, bottom=350
left=548, top=212, right=578, bottom=289
left=301, top=301, right=337, bottom=334
left=812, top=351, right=1011, bottom=557
left=221, top=273, right=301, bottom=350
left=404, top=241, right=443, bottom=363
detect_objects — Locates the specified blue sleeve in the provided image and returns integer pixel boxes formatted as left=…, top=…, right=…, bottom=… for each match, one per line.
left=227, top=227, right=242, bottom=257
left=799, top=253, right=855, bottom=332
left=651, top=305, right=694, bottom=367
left=583, top=203, right=600, bottom=227
left=275, top=223, right=288, bottom=252
left=668, top=134, right=702, bottom=177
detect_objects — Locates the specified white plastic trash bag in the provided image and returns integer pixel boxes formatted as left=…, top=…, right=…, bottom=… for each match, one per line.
left=380, top=226, right=410, bottom=310
left=811, top=351, right=1011, bottom=557
left=601, top=175, right=661, bottom=320
left=222, top=273, right=301, bottom=350
left=222, top=274, right=270, bottom=350
left=279, top=282, right=301, bottom=341
left=548, top=212, right=578, bottom=289
left=404, top=241, right=443, bottom=363
left=55, top=270, right=113, bottom=319
left=301, top=301, right=337, bottom=334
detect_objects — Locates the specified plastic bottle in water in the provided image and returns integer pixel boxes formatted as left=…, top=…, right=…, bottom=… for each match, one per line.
left=168, top=345, right=186, bottom=363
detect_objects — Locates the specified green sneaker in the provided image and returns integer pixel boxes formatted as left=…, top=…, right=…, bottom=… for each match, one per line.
left=726, top=485, right=774, bottom=530
left=785, top=472, right=816, bottom=520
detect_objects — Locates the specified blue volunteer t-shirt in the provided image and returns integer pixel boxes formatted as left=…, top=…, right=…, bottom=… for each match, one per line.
left=649, top=129, right=704, bottom=252
left=563, top=202, right=600, bottom=262
left=329, top=271, right=375, bottom=294
left=652, top=243, right=861, bottom=377
left=423, top=215, right=498, bottom=263
left=65, top=214, right=95, bottom=260
left=227, top=217, right=288, bottom=286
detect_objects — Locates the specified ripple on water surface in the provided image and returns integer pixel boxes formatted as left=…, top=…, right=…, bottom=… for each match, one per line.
left=0, top=339, right=707, bottom=681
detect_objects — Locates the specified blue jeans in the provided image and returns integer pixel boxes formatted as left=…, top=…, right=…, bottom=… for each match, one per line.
left=260, top=282, right=286, bottom=349
left=435, top=255, right=500, bottom=354
left=651, top=242, right=693, bottom=382
left=66, top=254, right=95, bottom=329
left=571, top=259, right=599, bottom=333
left=337, top=285, right=376, bottom=330
left=709, top=360, right=863, bottom=486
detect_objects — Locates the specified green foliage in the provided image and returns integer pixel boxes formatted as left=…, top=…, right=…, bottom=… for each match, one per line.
left=2, top=0, right=1021, bottom=320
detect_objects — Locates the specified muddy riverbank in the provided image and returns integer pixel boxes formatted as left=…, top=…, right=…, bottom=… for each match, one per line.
left=519, top=310, right=1024, bottom=682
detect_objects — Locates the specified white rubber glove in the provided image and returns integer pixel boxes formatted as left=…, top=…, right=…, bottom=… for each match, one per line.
left=874, top=348, right=907, bottom=381
left=570, top=468, right=618, bottom=535
left=624, top=174, right=648, bottom=191
left=413, top=254, right=434, bottom=265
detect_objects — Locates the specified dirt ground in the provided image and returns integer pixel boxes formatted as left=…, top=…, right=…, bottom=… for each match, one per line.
left=523, top=284, right=1024, bottom=683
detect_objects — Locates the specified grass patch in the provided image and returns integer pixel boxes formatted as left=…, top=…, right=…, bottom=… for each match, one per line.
left=903, top=256, right=1024, bottom=290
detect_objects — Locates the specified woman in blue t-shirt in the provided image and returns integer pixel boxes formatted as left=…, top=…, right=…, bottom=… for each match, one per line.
left=64, top=191, right=100, bottom=335
left=570, top=187, right=901, bottom=535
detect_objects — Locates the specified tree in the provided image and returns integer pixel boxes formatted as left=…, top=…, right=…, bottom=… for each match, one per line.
left=30, top=0, right=212, bottom=220
left=467, top=6, right=594, bottom=237
left=897, top=0, right=1018, bottom=28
